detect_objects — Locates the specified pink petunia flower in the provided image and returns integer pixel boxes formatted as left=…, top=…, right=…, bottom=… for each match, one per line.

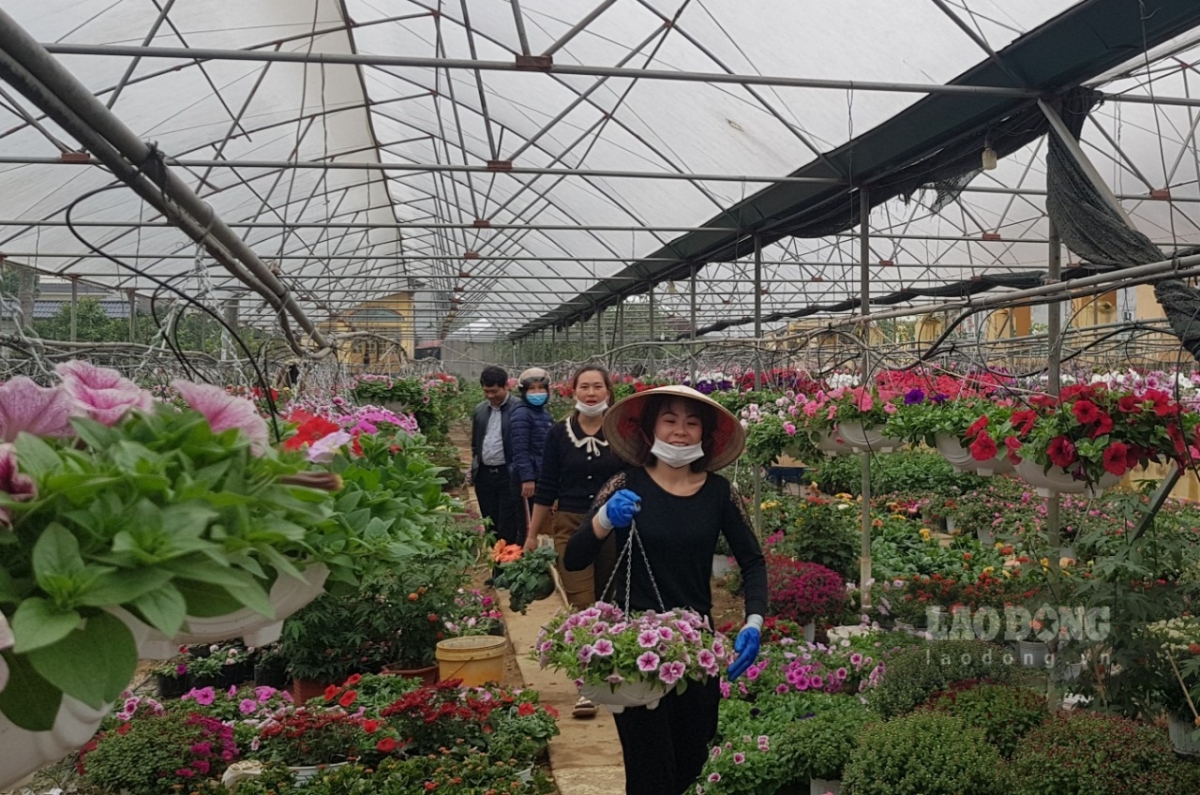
left=592, top=639, right=614, bottom=657
left=172, top=380, right=269, bottom=455
left=0, top=444, right=36, bottom=527
left=55, top=361, right=152, bottom=426
left=0, top=377, right=75, bottom=442
left=239, top=699, right=258, bottom=715
left=306, top=430, right=353, bottom=463
left=636, top=652, right=660, bottom=672
left=637, top=630, right=659, bottom=649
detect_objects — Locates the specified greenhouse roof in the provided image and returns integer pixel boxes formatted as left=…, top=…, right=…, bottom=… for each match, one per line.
left=1, top=1, right=1199, bottom=345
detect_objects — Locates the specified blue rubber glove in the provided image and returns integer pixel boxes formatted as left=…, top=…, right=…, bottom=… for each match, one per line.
left=727, top=621, right=762, bottom=680
left=598, top=489, right=641, bottom=530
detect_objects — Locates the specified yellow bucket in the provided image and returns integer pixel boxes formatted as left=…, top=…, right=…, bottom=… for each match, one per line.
left=435, top=635, right=507, bottom=686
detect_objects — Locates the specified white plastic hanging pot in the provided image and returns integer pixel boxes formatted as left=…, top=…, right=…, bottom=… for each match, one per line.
left=0, top=696, right=112, bottom=790
left=1015, top=460, right=1119, bottom=498
left=578, top=679, right=673, bottom=714
left=836, top=421, right=903, bottom=453
left=112, top=564, right=329, bottom=659
left=934, top=433, right=975, bottom=471
left=1169, top=716, right=1200, bottom=756
left=814, top=429, right=850, bottom=457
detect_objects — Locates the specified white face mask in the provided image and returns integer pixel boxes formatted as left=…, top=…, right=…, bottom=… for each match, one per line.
left=575, top=400, right=608, bottom=417
left=650, top=437, right=705, bottom=469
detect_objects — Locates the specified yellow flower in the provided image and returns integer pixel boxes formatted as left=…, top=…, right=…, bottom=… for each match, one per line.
left=1001, top=569, right=1013, bottom=578
left=994, top=542, right=1004, bottom=550
left=919, top=528, right=932, bottom=540
left=835, top=492, right=852, bottom=500
left=982, top=566, right=995, bottom=575
left=1039, top=557, right=1050, bottom=568
left=760, top=500, right=779, bottom=511
left=1059, top=557, right=1074, bottom=569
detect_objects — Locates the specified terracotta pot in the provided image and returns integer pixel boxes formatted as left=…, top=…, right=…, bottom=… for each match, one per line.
left=382, top=664, right=439, bottom=686
left=291, top=677, right=335, bottom=704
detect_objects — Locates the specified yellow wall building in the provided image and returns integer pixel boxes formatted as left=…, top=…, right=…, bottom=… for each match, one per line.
left=324, top=292, right=416, bottom=372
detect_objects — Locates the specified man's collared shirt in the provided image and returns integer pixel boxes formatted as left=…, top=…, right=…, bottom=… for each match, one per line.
left=480, top=394, right=508, bottom=466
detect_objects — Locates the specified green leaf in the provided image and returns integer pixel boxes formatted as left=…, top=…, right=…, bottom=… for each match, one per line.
left=32, top=524, right=86, bottom=590
left=69, top=417, right=122, bottom=450
left=13, top=433, right=63, bottom=478
left=77, top=568, right=173, bottom=608
left=28, top=613, right=138, bottom=709
left=131, top=584, right=188, bottom=637
left=0, top=650, right=62, bottom=730
left=11, top=597, right=81, bottom=653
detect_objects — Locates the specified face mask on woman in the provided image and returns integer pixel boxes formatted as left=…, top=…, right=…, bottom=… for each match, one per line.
left=650, top=437, right=704, bottom=469
left=526, top=392, right=548, bottom=407
left=575, top=400, right=608, bottom=417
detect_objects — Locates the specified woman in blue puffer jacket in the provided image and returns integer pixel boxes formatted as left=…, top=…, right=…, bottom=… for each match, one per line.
left=509, top=367, right=553, bottom=542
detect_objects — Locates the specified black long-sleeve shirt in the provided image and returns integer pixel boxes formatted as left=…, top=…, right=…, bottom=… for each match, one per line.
left=532, top=416, right=624, bottom=514
left=565, top=467, right=768, bottom=620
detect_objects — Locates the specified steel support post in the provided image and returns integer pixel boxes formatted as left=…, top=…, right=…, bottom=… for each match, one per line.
left=753, top=235, right=764, bottom=535
left=1046, top=219, right=1063, bottom=570
left=859, top=188, right=873, bottom=606
left=689, top=265, right=698, bottom=386
left=127, top=289, right=137, bottom=342
left=648, top=283, right=656, bottom=372
left=69, top=277, right=77, bottom=341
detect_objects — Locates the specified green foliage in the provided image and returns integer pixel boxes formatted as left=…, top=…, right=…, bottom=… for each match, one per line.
left=921, top=683, right=1048, bottom=758
left=867, top=639, right=1014, bottom=719
left=759, top=493, right=859, bottom=579
left=778, top=696, right=871, bottom=781
left=842, top=712, right=1002, bottom=795
left=1000, top=711, right=1200, bottom=794
left=492, top=545, right=557, bottom=613
left=808, top=450, right=984, bottom=496
left=351, top=375, right=460, bottom=441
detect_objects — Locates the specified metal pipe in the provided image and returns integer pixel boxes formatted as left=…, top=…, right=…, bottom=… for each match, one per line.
left=106, top=0, right=177, bottom=109
left=37, top=42, right=1046, bottom=97
left=0, top=9, right=329, bottom=356
left=69, top=276, right=76, bottom=342
left=689, top=265, right=697, bottom=385
left=542, top=0, right=619, bottom=57
left=858, top=187, right=872, bottom=605
left=1039, top=99, right=1136, bottom=227
left=753, top=234, right=763, bottom=536
left=510, top=0, right=532, bottom=56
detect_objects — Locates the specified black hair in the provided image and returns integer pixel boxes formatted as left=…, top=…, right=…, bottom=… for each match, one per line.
left=572, top=364, right=614, bottom=397
left=480, top=366, right=508, bottom=388
left=636, top=394, right=716, bottom=473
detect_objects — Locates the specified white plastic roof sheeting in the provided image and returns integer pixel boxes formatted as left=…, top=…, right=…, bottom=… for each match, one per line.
left=0, top=0, right=1197, bottom=341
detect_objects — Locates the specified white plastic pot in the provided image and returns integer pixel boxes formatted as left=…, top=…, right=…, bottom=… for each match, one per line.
left=803, top=622, right=816, bottom=643
left=578, top=680, right=673, bottom=714
left=113, top=564, right=329, bottom=659
left=973, top=453, right=1015, bottom=477
left=1169, top=716, right=1200, bottom=756
left=836, top=421, right=903, bottom=453
left=810, top=778, right=843, bottom=795
left=1015, top=460, right=1119, bottom=498
left=934, top=433, right=975, bottom=471
left=1016, top=639, right=1048, bottom=668
left=0, top=697, right=112, bottom=790
left=814, top=430, right=850, bottom=457
left=711, top=555, right=735, bottom=579
left=288, top=761, right=349, bottom=785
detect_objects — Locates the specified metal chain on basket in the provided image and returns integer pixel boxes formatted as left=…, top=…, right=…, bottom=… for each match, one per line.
left=597, top=519, right=666, bottom=614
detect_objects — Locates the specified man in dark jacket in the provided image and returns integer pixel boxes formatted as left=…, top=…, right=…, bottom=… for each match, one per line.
left=470, top=366, right=519, bottom=548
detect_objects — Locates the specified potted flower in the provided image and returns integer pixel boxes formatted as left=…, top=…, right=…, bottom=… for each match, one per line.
left=1147, top=617, right=1200, bottom=755
left=765, top=556, right=846, bottom=641
left=535, top=602, right=728, bottom=712
left=0, top=362, right=352, bottom=788
left=825, top=386, right=903, bottom=451
left=443, top=588, right=506, bottom=638
left=491, top=542, right=558, bottom=614
left=151, top=655, right=194, bottom=699
left=780, top=699, right=870, bottom=795
left=248, top=706, right=381, bottom=782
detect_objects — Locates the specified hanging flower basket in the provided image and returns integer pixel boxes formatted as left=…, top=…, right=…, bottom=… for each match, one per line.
left=933, top=433, right=975, bottom=471
left=836, top=421, right=903, bottom=453
left=112, top=564, right=330, bottom=659
left=1015, top=460, right=1120, bottom=498
left=0, top=697, right=112, bottom=791
left=578, top=679, right=673, bottom=714
left=814, top=429, right=851, bottom=457
left=288, top=761, right=350, bottom=785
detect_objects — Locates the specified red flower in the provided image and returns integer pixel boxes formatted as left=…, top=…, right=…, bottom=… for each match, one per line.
left=1030, top=394, right=1057, bottom=409
left=1047, top=436, right=1077, bottom=468
left=1072, top=400, right=1102, bottom=425
left=1004, top=436, right=1023, bottom=464
left=517, top=702, right=536, bottom=717
left=376, top=737, right=398, bottom=753
left=1125, top=445, right=1141, bottom=470
left=544, top=704, right=559, bottom=718
left=344, top=674, right=362, bottom=686
left=1010, top=410, right=1037, bottom=437
left=1117, top=395, right=1142, bottom=414
left=363, top=719, right=379, bottom=734
left=965, top=415, right=989, bottom=439
left=338, top=689, right=358, bottom=708
left=285, top=413, right=341, bottom=451
left=1103, top=443, right=1130, bottom=477
left=1089, top=412, right=1113, bottom=438
left=968, top=433, right=998, bottom=462
left=324, top=685, right=340, bottom=702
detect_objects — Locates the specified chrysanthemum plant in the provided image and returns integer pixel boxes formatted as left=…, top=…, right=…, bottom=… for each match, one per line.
left=535, top=602, right=728, bottom=693
left=0, top=362, right=358, bottom=731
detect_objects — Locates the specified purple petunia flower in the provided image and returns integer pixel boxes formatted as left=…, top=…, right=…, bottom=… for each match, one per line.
left=904, top=388, right=925, bottom=405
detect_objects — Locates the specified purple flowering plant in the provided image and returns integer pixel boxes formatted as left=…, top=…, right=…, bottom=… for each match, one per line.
left=535, top=602, right=728, bottom=693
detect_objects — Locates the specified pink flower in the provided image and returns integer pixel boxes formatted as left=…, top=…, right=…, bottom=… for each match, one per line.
left=592, top=639, right=614, bottom=656
left=733, top=752, right=746, bottom=764
left=854, top=391, right=874, bottom=412
left=172, top=380, right=269, bottom=455
left=55, top=361, right=152, bottom=426
left=782, top=422, right=796, bottom=436
left=659, top=661, right=686, bottom=685
left=238, top=698, right=257, bottom=715
left=0, top=444, right=36, bottom=527
left=637, top=652, right=660, bottom=672
left=190, top=686, right=216, bottom=706
left=578, top=645, right=595, bottom=664
left=306, top=430, right=352, bottom=463
left=0, top=377, right=75, bottom=442
left=883, top=402, right=898, bottom=415
left=637, top=630, right=659, bottom=649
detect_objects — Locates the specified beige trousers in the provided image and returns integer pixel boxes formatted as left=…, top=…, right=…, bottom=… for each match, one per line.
left=552, top=510, right=617, bottom=610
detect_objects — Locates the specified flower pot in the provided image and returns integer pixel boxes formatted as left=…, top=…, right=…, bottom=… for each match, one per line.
left=113, top=564, right=330, bottom=659
left=0, top=697, right=113, bottom=791
left=291, top=677, right=335, bottom=704
left=836, top=421, right=903, bottom=453
left=488, top=622, right=507, bottom=638
left=1169, top=716, right=1200, bottom=756
left=436, top=636, right=506, bottom=687
left=1014, top=460, right=1120, bottom=498
left=287, top=761, right=349, bottom=786
left=254, top=658, right=291, bottom=690
left=934, top=433, right=975, bottom=471
left=381, top=664, right=439, bottom=686
left=976, top=527, right=994, bottom=546
left=814, top=430, right=850, bottom=457
left=945, top=516, right=957, bottom=535
left=712, top=555, right=735, bottom=579
left=810, top=778, right=843, bottom=795
left=578, top=680, right=673, bottom=714
left=1016, top=639, right=1048, bottom=668
left=973, top=454, right=1014, bottom=477
left=803, top=622, right=816, bottom=643
left=155, top=674, right=193, bottom=700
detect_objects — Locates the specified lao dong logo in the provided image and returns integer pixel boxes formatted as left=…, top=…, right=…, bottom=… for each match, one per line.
left=926, top=604, right=1110, bottom=646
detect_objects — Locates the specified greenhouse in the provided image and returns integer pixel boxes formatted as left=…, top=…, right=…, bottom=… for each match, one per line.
left=3, top=1, right=1200, bottom=793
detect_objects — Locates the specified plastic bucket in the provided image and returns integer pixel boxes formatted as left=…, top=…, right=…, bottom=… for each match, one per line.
left=436, top=636, right=507, bottom=686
